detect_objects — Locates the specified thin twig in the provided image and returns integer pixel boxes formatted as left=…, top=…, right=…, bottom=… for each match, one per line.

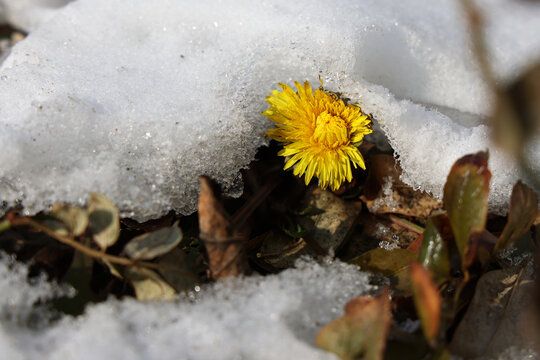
left=10, top=217, right=198, bottom=279
left=388, top=215, right=424, bottom=234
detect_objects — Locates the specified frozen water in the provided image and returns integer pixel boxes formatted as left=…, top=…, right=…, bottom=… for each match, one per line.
left=0, top=0, right=539, bottom=220
left=0, top=0, right=72, bottom=32
left=0, top=257, right=373, bottom=359
left=0, top=253, right=72, bottom=325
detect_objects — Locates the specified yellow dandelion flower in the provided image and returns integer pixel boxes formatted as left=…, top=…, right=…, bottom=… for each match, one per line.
left=263, top=80, right=372, bottom=191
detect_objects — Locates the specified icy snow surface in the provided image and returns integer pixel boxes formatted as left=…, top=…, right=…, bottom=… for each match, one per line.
left=0, top=0, right=72, bottom=32
left=0, top=0, right=540, bottom=220
left=0, top=257, right=373, bottom=360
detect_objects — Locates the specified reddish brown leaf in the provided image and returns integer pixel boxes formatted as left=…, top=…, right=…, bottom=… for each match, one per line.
left=410, top=262, right=442, bottom=343
left=495, top=181, right=539, bottom=251
left=198, top=176, right=248, bottom=280
left=407, top=233, right=424, bottom=254
left=465, top=230, right=498, bottom=268
left=315, top=288, right=392, bottom=360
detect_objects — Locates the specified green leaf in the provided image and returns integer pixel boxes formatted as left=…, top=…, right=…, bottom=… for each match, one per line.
left=349, top=248, right=417, bottom=292
left=443, top=152, right=491, bottom=269
left=50, top=203, right=89, bottom=236
left=87, top=193, right=120, bottom=250
left=418, top=216, right=450, bottom=285
left=315, top=289, right=391, bottom=360
left=124, top=222, right=183, bottom=260
left=495, top=181, right=539, bottom=251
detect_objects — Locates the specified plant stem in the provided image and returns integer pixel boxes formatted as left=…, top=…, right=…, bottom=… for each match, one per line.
left=10, top=217, right=197, bottom=278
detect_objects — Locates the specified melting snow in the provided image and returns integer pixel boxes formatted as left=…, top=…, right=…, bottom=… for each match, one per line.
left=0, top=0, right=539, bottom=219
left=0, top=256, right=373, bottom=360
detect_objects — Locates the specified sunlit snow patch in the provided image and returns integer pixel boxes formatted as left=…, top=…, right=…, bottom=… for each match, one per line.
left=0, top=0, right=539, bottom=219
left=0, top=257, right=373, bottom=359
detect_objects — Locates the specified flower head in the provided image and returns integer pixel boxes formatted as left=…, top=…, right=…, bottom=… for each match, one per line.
left=263, top=81, right=372, bottom=191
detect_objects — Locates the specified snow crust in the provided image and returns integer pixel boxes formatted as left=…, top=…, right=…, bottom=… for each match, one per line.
left=0, top=257, right=373, bottom=360
left=0, top=0, right=539, bottom=220
left=0, top=0, right=72, bottom=32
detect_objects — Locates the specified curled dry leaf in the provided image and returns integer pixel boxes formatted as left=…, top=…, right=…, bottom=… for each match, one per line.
left=315, top=288, right=392, bottom=360
left=495, top=181, right=539, bottom=252
left=87, top=193, right=120, bottom=250
left=257, top=230, right=310, bottom=269
left=50, top=203, right=89, bottom=237
left=198, top=176, right=248, bottom=280
left=124, top=221, right=183, bottom=260
left=443, top=151, right=491, bottom=272
left=410, top=262, right=442, bottom=343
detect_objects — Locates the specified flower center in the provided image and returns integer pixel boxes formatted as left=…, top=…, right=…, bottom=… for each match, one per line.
left=312, top=111, right=349, bottom=148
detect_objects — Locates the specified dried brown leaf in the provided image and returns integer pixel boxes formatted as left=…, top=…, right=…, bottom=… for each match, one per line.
left=87, top=193, right=120, bottom=250
left=496, top=181, right=539, bottom=251
left=297, top=187, right=361, bottom=254
left=198, top=176, right=248, bottom=280
left=50, top=203, right=89, bottom=237
left=363, top=154, right=440, bottom=220
left=125, top=266, right=176, bottom=301
left=123, top=222, right=183, bottom=260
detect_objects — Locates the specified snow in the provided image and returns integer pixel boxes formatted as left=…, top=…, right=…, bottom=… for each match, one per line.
left=0, top=0, right=539, bottom=220
left=0, top=256, right=374, bottom=359
left=0, top=0, right=72, bottom=32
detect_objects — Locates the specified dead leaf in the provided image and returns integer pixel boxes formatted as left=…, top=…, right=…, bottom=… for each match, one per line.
left=257, top=230, right=310, bottom=269
left=363, top=154, right=440, bottom=220
left=443, top=152, right=491, bottom=272
left=410, top=262, right=442, bottom=343
left=123, top=221, right=183, bottom=260
left=339, top=213, right=419, bottom=261
left=492, top=63, right=540, bottom=159
left=125, top=266, right=176, bottom=301
left=50, top=204, right=89, bottom=236
left=297, top=187, right=361, bottom=254
left=349, top=248, right=417, bottom=292
left=495, top=181, right=539, bottom=251
left=87, top=193, right=120, bottom=250
left=157, top=248, right=200, bottom=293
left=315, top=288, right=392, bottom=360
left=450, top=265, right=537, bottom=358
left=198, top=176, right=248, bottom=280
